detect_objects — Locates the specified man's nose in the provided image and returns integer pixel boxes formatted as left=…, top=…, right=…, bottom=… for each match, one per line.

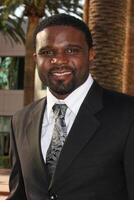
left=50, top=53, right=68, bottom=65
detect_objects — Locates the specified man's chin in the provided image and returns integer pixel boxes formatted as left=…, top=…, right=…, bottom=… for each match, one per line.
left=49, top=84, right=75, bottom=97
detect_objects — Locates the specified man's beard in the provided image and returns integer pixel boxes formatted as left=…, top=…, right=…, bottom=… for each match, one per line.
left=46, top=77, right=76, bottom=96
left=39, top=65, right=89, bottom=97
left=41, top=66, right=77, bottom=96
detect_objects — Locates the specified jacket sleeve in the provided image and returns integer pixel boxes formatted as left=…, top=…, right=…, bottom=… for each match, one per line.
left=6, top=118, right=27, bottom=200
left=124, top=118, right=134, bottom=200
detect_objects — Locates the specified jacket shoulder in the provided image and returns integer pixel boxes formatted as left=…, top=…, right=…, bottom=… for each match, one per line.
left=103, top=87, right=134, bottom=105
left=101, top=87, right=134, bottom=118
left=12, top=97, right=46, bottom=121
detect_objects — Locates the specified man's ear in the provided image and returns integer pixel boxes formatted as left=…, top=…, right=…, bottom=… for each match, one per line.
left=33, top=53, right=37, bottom=62
left=89, top=48, right=96, bottom=62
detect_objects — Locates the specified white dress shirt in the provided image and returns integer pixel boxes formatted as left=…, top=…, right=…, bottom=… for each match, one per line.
left=41, top=74, right=93, bottom=162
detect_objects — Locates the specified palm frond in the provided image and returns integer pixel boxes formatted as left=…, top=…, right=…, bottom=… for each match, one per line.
left=0, top=0, right=83, bottom=44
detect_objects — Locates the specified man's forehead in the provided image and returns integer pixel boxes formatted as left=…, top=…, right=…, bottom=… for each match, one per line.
left=37, top=25, right=83, bottom=36
left=36, top=25, right=85, bottom=42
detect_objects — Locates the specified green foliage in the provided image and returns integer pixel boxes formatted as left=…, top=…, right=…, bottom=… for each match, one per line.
left=0, top=5, right=25, bottom=44
left=0, top=57, right=21, bottom=89
left=45, top=0, right=83, bottom=16
left=0, top=156, right=10, bottom=168
left=0, top=0, right=83, bottom=44
left=2, top=0, right=83, bottom=17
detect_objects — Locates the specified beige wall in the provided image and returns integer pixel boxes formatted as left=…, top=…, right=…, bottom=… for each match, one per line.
left=0, top=90, right=24, bottom=116
left=0, top=33, right=25, bottom=115
left=0, top=33, right=25, bottom=57
left=0, top=33, right=46, bottom=116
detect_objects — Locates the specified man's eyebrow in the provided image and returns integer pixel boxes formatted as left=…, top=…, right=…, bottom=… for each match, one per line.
left=37, top=46, right=53, bottom=52
left=65, top=44, right=83, bottom=49
left=37, top=44, right=83, bottom=52
left=38, top=45, right=52, bottom=50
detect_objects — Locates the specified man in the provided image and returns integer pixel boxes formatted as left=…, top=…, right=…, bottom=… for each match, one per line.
left=7, top=14, right=134, bottom=200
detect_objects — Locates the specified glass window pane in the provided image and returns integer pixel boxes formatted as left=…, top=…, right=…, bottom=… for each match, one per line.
left=0, top=116, right=11, bottom=156
left=0, top=116, right=11, bottom=132
left=0, top=56, right=24, bottom=90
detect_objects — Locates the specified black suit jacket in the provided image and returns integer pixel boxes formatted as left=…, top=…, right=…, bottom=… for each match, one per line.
left=7, top=82, right=134, bottom=200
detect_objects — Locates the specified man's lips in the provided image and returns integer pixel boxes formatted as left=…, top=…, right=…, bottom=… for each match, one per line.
left=52, top=71, right=72, bottom=76
left=50, top=68, right=73, bottom=77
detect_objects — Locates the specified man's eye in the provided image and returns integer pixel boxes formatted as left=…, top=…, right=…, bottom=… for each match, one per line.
left=65, top=48, right=80, bottom=54
left=38, top=50, right=54, bottom=56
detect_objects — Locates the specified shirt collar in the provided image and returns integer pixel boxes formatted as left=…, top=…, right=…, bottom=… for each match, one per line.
left=46, top=74, right=93, bottom=120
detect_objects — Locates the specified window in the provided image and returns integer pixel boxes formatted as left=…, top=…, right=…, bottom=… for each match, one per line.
left=0, top=116, right=11, bottom=156
left=0, top=56, right=24, bottom=90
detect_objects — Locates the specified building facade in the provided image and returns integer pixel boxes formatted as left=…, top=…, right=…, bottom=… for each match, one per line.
left=0, top=33, right=46, bottom=164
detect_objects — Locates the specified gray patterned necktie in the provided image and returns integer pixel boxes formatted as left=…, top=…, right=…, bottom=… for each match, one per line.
left=46, top=104, right=68, bottom=178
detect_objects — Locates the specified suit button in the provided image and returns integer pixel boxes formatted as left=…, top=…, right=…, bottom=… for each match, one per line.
left=50, top=194, right=58, bottom=200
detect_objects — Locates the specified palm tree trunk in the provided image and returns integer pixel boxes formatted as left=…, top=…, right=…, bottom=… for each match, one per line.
left=24, top=0, right=47, bottom=106
left=123, top=0, right=134, bottom=95
left=83, top=0, right=90, bottom=24
left=84, top=0, right=127, bottom=92
left=24, top=16, right=39, bottom=105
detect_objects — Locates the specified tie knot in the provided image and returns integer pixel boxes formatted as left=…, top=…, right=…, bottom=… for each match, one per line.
left=53, top=104, right=67, bottom=118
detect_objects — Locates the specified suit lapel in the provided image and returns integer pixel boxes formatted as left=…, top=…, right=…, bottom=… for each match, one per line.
left=25, top=98, right=50, bottom=183
left=50, top=82, right=103, bottom=188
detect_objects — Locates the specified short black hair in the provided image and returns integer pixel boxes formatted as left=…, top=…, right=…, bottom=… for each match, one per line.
left=33, top=13, right=93, bottom=49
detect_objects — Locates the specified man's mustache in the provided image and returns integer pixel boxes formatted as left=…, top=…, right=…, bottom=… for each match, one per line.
left=49, top=65, right=75, bottom=74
